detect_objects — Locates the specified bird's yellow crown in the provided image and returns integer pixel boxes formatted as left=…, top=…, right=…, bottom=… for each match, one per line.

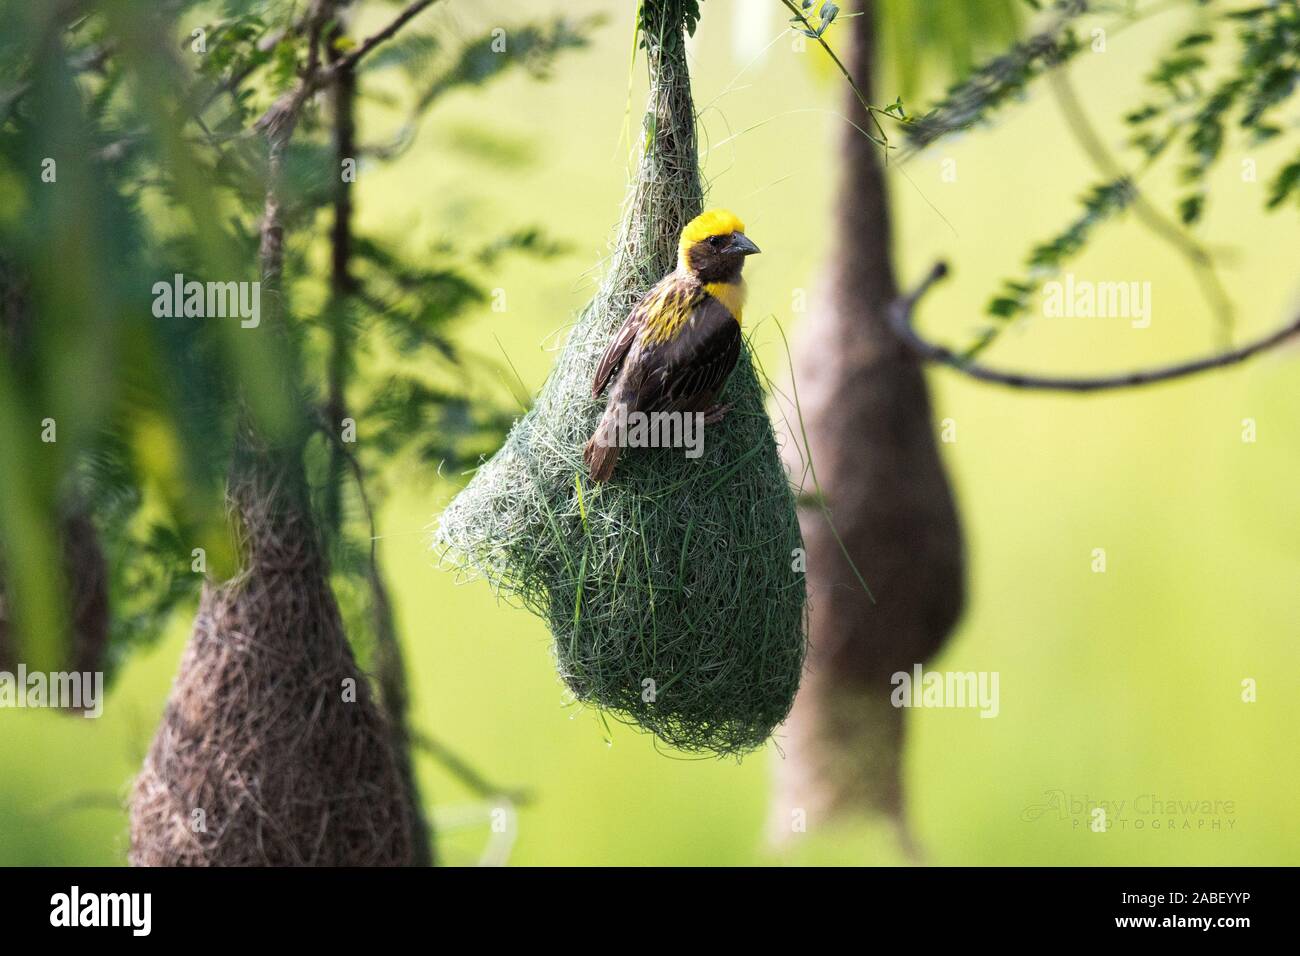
left=678, top=208, right=745, bottom=265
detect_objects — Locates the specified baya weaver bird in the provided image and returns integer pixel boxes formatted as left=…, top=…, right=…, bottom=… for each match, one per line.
left=583, top=209, right=760, bottom=482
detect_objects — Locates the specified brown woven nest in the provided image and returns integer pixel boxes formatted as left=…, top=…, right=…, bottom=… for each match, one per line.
left=129, top=446, right=414, bottom=866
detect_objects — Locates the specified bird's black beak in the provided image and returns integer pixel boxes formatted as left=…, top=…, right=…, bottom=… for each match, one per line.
left=729, top=232, right=761, bottom=256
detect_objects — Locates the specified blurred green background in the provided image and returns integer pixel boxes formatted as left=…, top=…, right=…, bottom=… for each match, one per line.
left=1, top=0, right=1297, bottom=865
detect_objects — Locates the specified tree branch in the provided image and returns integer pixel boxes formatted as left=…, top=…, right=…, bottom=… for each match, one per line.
left=410, top=731, right=533, bottom=806
left=247, top=0, right=442, bottom=866
left=254, top=0, right=441, bottom=139
left=777, top=0, right=888, bottom=147
left=324, top=420, right=435, bottom=864
left=890, top=263, right=1300, bottom=392
left=334, top=0, right=439, bottom=73
left=1047, top=68, right=1236, bottom=344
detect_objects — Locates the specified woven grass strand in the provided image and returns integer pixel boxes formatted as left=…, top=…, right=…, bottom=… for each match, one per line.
left=436, top=3, right=806, bottom=756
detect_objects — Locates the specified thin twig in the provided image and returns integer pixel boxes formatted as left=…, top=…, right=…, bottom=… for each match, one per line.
left=1047, top=68, right=1236, bottom=344
left=327, top=355, right=530, bottom=814
left=890, top=262, right=1300, bottom=392
left=899, top=0, right=1089, bottom=158
left=324, top=416, right=436, bottom=866
left=411, top=730, right=533, bottom=806
left=335, top=0, right=439, bottom=72
left=253, top=0, right=441, bottom=138
left=777, top=0, right=888, bottom=147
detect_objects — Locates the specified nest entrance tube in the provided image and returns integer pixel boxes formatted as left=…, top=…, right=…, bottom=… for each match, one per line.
left=437, top=2, right=807, bottom=756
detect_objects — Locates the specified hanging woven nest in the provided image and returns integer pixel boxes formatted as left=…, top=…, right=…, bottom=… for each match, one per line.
left=436, top=2, right=807, bottom=757
left=129, top=439, right=415, bottom=866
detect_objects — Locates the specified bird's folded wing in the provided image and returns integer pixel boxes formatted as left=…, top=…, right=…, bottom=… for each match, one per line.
left=637, top=294, right=742, bottom=413
left=592, top=275, right=698, bottom=397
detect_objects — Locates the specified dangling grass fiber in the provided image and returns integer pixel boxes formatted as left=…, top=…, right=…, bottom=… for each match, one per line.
left=436, top=1, right=806, bottom=757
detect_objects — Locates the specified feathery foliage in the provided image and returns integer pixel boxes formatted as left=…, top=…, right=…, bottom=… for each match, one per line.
left=0, top=0, right=596, bottom=675
left=905, top=0, right=1300, bottom=348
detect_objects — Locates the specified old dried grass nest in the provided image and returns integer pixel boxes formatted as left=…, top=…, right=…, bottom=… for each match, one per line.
left=129, top=455, right=414, bottom=866
left=436, top=9, right=807, bottom=757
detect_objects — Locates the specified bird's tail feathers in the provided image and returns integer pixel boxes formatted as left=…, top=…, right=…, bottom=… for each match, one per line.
left=584, top=414, right=622, bottom=483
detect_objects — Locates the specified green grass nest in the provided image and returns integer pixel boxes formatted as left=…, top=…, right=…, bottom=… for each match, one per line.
left=435, top=10, right=806, bottom=756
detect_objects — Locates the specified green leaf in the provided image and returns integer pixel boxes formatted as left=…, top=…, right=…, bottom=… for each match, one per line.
left=1266, top=158, right=1300, bottom=209
left=1178, top=193, right=1205, bottom=225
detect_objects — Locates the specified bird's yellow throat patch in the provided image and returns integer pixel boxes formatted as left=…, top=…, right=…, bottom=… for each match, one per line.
left=703, top=280, right=746, bottom=324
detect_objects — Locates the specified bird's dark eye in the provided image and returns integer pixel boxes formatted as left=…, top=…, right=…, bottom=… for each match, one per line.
left=708, top=235, right=725, bottom=248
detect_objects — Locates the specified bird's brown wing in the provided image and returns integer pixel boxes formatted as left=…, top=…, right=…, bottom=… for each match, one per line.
left=630, top=293, right=742, bottom=414
left=592, top=274, right=692, bottom=398
left=591, top=308, right=641, bottom=398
